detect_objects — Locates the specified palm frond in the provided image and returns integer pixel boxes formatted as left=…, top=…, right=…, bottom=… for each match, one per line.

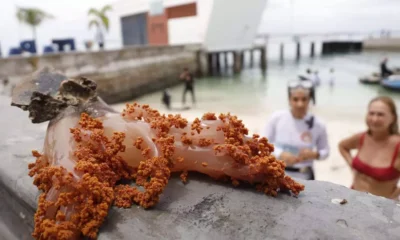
left=88, top=5, right=112, bottom=31
left=88, top=19, right=100, bottom=30
left=16, top=7, right=54, bottom=27
left=16, top=7, right=26, bottom=22
left=88, top=8, right=101, bottom=17
left=100, top=5, right=112, bottom=14
left=100, top=15, right=109, bottom=31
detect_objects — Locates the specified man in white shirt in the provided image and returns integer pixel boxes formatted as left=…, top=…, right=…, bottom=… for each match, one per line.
left=263, top=80, right=330, bottom=180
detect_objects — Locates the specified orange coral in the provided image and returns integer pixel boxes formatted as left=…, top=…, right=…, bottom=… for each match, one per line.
left=180, top=171, right=188, bottom=183
left=28, top=102, right=304, bottom=240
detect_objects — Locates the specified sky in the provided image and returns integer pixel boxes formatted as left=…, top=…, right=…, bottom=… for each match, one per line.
left=0, top=0, right=399, bottom=56
left=260, top=0, right=400, bottom=34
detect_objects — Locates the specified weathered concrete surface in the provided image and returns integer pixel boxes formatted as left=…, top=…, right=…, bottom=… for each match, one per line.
left=0, top=182, right=35, bottom=240
left=0, top=44, right=203, bottom=104
left=1, top=95, right=400, bottom=240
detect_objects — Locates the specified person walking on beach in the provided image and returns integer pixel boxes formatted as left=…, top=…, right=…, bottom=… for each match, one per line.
left=262, top=80, right=330, bottom=180
left=180, top=68, right=196, bottom=106
left=338, top=96, right=400, bottom=200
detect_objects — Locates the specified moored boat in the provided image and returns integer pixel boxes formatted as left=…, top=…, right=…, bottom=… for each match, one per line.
left=381, top=75, right=400, bottom=91
left=359, top=72, right=381, bottom=84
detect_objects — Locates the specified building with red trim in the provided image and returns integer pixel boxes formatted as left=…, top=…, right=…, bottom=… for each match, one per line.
left=113, top=0, right=210, bottom=46
left=112, top=0, right=267, bottom=52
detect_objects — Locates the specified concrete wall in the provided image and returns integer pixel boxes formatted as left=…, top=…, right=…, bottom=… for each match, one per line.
left=203, top=0, right=267, bottom=52
left=168, top=17, right=201, bottom=45
left=113, top=0, right=201, bottom=47
left=0, top=44, right=202, bottom=104
left=363, top=38, right=400, bottom=51
left=1, top=95, right=400, bottom=240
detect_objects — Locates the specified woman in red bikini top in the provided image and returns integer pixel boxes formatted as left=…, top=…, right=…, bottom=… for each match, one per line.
left=338, top=96, right=400, bottom=200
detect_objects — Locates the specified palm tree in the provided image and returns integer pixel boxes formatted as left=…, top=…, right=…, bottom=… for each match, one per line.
left=16, top=7, right=54, bottom=43
left=88, top=5, right=112, bottom=50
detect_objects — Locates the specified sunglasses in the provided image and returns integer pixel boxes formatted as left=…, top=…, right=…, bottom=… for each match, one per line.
left=288, top=80, right=313, bottom=89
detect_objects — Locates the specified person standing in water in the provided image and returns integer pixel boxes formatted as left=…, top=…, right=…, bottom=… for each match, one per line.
left=338, top=96, right=400, bottom=200
left=380, top=57, right=393, bottom=77
left=161, top=88, right=171, bottom=110
left=180, top=67, right=196, bottom=106
left=262, top=80, right=330, bottom=180
left=328, top=68, right=335, bottom=88
left=298, top=69, right=316, bottom=105
left=313, top=71, right=321, bottom=87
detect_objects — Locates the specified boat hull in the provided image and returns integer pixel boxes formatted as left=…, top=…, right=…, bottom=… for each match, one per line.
left=381, top=79, right=400, bottom=91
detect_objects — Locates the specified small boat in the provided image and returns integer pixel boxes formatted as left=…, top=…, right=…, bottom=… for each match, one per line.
left=359, top=72, right=382, bottom=84
left=381, top=75, right=400, bottom=91
left=359, top=68, right=400, bottom=85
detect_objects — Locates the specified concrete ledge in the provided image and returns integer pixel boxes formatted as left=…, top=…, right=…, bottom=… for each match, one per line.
left=363, top=38, right=400, bottom=51
left=0, top=44, right=202, bottom=104
left=1, top=95, right=400, bottom=240
left=0, top=44, right=201, bottom=78
left=83, top=53, right=198, bottom=104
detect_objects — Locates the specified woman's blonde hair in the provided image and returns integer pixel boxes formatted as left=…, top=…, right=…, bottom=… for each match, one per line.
left=368, top=96, right=399, bottom=134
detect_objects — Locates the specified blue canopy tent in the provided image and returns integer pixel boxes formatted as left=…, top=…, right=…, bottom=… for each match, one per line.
left=9, top=47, right=22, bottom=56
left=43, top=45, right=55, bottom=54
left=52, top=38, right=76, bottom=52
left=20, top=40, right=37, bottom=54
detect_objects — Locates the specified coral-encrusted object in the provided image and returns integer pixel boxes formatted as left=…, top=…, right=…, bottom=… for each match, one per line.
left=11, top=67, right=304, bottom=239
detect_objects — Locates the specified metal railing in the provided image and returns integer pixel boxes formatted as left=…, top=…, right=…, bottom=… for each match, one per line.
left=255, top=30, right=400, bottom=43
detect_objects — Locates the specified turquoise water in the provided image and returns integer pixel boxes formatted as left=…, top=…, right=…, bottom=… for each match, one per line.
left=132, top=50, right=400, bottom=116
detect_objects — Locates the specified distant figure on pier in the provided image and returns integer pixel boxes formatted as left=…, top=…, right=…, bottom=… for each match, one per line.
left=328, top=68, right=335, bottom=87
left=180, top=67, right=196, bottom=106
left=338, top=96, right=400, bottom=200
left=262, top=80, right=330, bottom=180
left=380, top=58, right=393, bottom=77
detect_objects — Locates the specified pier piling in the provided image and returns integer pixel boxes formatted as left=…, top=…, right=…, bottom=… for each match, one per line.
left=310, top=42, right=315, bottom=57
left=233, top=51, right=243, bottom=74
left=280, top=43, right=284, bottom=63
left=249, top=50, right=254, bottom=68
left=296, top=42, right=301, bottom=61
left=207, top=53, right=213, bottom=76
left=260, top=47, right=267, bottom=71
left=215, top=53, right=221, bottom=74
